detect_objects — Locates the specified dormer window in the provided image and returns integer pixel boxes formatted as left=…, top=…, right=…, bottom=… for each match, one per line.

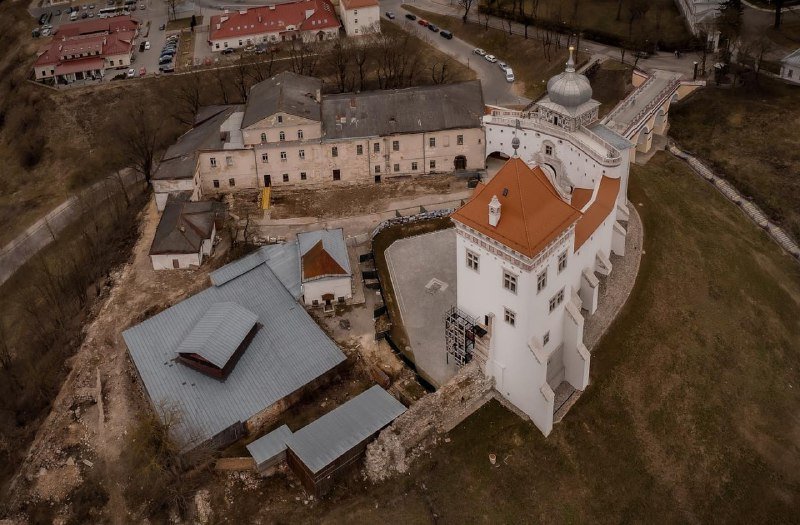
left=545, top=145, right=553, bottom=155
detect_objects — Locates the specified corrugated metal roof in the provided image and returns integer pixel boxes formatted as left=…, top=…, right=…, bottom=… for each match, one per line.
left=246, top=424, right=292, bottom=467
left=176, top=302, right=258, bottom=369
left=261, top=244, right=302, bottom=299
left=297, top=228, right=351, bottom=281
left=288, top=386, right=406, bottom=474
left=783, top=48, right=800, bottom=66
left=209, top=248, right=268, bottom=286
left=123, top=261, right=346, bottom=447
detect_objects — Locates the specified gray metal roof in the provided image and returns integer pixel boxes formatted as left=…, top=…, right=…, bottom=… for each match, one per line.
left=242, top=72, right=323, bottom=128
left=123, top=259, right=346, bottom=447
left=261, top=243, right=302, bottom=300
left=588, top=123, right=634, bottom=151
left=209, top=248, right=268, bottom=287
left=783, top=48, right=800, bottom=66
left=321, top=81, right=484, bottom=140
left=149, top=200, right=216, bottom=255
left=246, top=424, right=292, bottom=467
left=297, top=228, right=351, bottom=281
left=288, top=386, right=406, bottom=474
left=176, top=302, right=258, bottom=369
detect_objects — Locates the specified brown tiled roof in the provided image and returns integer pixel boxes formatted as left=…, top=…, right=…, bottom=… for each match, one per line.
left=301, top=240, right=348, bottom=280
left=451, top=157, right=582, bottom=259
left=574, top=176, right=620, bottom=251
left=209, top=0, right=339, bottom=42
left=570, top=187, right=593, bottom=211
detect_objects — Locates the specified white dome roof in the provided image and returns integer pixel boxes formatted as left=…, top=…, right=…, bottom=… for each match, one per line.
left=546, top=48, right=593, bottom=108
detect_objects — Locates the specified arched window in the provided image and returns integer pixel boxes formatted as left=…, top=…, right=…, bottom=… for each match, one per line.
left=279, top=131, right=285, bottom=141
left=260, top=133, right=266, bottom=142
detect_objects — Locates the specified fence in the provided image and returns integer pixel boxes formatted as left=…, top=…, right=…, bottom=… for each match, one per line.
left=0, top=169, right=145, bottom=286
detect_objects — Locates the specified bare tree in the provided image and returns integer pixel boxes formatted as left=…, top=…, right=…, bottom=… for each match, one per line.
left=353, top=41, right=371, bottom=91
left=234, top=56, right=251, bottom=101
left=173, top=72, right=202, bottom=125
left=329, top=38, right=354, bottom=92
left=117, top=99, right=162, bottom=184
left=458, top=0, right=476, bottom=23
left=0, top=320, right=13, bottom=372
left=289, top=39, right=320, bottom=76
left=213, top=67, right=231, bottom=104
left=430, top=61, right=452, bottom=84
left=164, top=0, right=178, bottom=21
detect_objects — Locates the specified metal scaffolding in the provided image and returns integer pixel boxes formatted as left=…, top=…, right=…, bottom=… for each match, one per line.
left=444, top=306, right=478, bottom=367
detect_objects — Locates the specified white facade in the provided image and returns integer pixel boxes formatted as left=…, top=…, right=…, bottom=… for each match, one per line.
left=302, top=276, right=352, bottom=306
left=339, top=2, right=380, bottom=36
left=150, top=224, right=216, bottom=271
left=780, top=49, right=800, bottom=85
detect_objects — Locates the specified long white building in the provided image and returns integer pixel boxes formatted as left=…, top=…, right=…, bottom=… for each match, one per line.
left=449, top=49, right=633, bottom=436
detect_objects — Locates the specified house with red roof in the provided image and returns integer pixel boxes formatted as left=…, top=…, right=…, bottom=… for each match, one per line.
left=208, top=0, right=340, bottom=53
left=338, top=0, right=380, bottom=36
left=33, top=16, right=139, bottom=85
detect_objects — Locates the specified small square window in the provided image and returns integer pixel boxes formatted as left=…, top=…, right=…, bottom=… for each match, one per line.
left=280, top=151, right=287, bottom=160
left=466, top=250, right=479, bottom=272
left=297, top=130, right=304, bottom=140
left=537, top=269, right=547, bottom=293
left=260, top=132, right=267, bottom=142
left=457, top=134, right=464, bottom=145
left=503, top=270, right=517, bottom=294
left=545, top=145, right=553, bottom=155
left=392, top=140, right=399, bottom=151
left=558, top=251, right=568, bottom=273
left=332, top=146, right=338, bottom=157
left=212, top=179, right=219, bottom=188
left=430, top=160, right=436, bottom=170
left=429, top=137, right=436, bottom=148
left=504, top=308, right=516, bottom=326
left=228, top=178, right=235, bottom=187
left=411, top=162, right=418, bottom=171
left=393, top=163, right=400, bottom=172
left=373, top=142, right=380, bottom=153
left=210, top=157, right=217, bottom=167
left=282, top=174, right=289, bottom=182
left=277, top=115, right=283, bottom=123
left=261, top=153, right=268, bottom=163
left=226, top=156, right=233, bottom=167
left=375, top=165, right=381, bottom=174
left=356, top=144, right=363, bottom=155
left=299, top=149, right=305, bottom=159
left=300, top=172, right=307, bottom=180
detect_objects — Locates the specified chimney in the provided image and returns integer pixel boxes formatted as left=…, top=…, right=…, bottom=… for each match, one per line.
left=488, top=195, right=501, bottom=227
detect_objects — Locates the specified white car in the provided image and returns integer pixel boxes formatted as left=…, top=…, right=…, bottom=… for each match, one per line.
left=473, top=48, right=486, bottom=56
left=498, top=61, right=508, bottom=71
left=484, top=54, right=497, bottom=63
left=144, top=41, right=151, bottom=50
left=505, top=68, right=515, bottom=82
left=126, top=68, right=135, bottom=78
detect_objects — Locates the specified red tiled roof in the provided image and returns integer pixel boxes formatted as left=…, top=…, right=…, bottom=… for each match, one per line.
left=452, top=158, right=582, bottom=259
left=54, top=57, right=105, bottom=75
left=574, top=177, right=620, bottom=251
left=209, top=0, right=339, bottom=41
left=570, top=187, right=593, bottom=211
left=340, top=0, right=379, bottom=9
left=55, top=16, right=138, bottom=38
left=34, top=30, right=135, bottom=67
left=301, top=240, right=348, bottom=280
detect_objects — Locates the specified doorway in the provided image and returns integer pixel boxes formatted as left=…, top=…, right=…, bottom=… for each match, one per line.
left=454, top=155, right=467, bottom=170
left=263, top=174, right=271, bottom=187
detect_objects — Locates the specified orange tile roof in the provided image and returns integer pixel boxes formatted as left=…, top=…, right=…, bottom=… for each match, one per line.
left=209, top=0, right=339, bottom=41
left=570, top=187, right=593, bottom=211
left=574, top=176, right=620, bottom=251
left=302, top=240, right=348, bottom=280
left=451, top=157, right=582, bottom=259
left=340, top=0, right=379, bottom=9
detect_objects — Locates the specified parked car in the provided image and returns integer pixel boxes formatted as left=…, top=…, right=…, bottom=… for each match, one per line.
left=244, top=44, right=256, bottom=52
left=385, top=11, right=395, bottom=19
left=89, top=4, right=95, bottom=9
left=221, top=48, right=235, bottom=55
left=40, top=27, right=51, bottom=36
left=439, top=30, right=453, bottom=39
left=473, top=48, right=485, bottom=56
left=38, top=12, right=49, bottom=25
left=54, top=9, right=61, bottom=16
left=88, top=12, right=94, bottom=17
left=405, top=13, right=416, bottom=20
left=81, top=12, right=88, bottom=18
left=159, top=23, right=165, bottom=30
left=81, top=4, right=88, bottom=10
left=417, top=19, right=428, bottom=26
left=484, top=54, right=497, bottom=63
left=126, top=68, right=135, bottom=78
left=505, top=68, right=515, bottom=82
left=139, top=41, right=146, bottom=52
left=427, top=23, right=439, bottom=32
left=139, top=3, right=145, bottom=9
left=498, top=61, right=508, bottom=71
left=144, top=41, right=151, bottom=50
left=158, top=55, right=173, bottom=65
left=139, top=66, right=147, bottom=76
left=159, top=62, right=175, bottom=73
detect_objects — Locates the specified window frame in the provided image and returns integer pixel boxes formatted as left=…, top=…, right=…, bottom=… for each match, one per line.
left=502, top=269, right=518, bottom=294
left=466, top=250, right=479, bottom=272
left=558, top=251, right=568, bottom=273
left=504, top=308, right=516, bottom=327
left=537, top=269, right=547, bottom=293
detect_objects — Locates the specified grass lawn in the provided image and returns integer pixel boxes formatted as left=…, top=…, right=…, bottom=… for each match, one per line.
left=224, top=152, right=800, bottom=522
left=403, top=5, right=581, bottom=101
left=670, top=77, right=800, bottom=241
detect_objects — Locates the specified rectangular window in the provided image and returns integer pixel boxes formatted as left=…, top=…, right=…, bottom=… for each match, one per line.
left=228, top=178, right=235, bottom=187
left=466, top=250, right=479, bottom=272
left=261, top=153, right=268, bottom=163
left=411, top=162, right=418, bottom=171
left=282, top=174, right=289, bottom=182
left=279, top=131, right=285, bottom=141
left=299, top=149, right=305, bottom=159
left=332, top=146, right=338, bottom=157
left=277, top=115, right=283, bottom=123
left=393, top=163, right=400, bottom=172
left=558, top=251, right=568, bottom=273
left=537, top=269, right=547, bottom=293
left=503, top=270, right=517, bottom=294
left=210, top=157, right=217, bottom=167
left=429, top=137, right=436, bottom=148
left=212, top=179, right=219, bottom=188
left=504, top=308, right=516, bottom=327
left=333, top=169, right=341, bottom=181
left=373, top=142, right=380, bottom=153
left=356, top=144, right=363, bottom=155
left=375, top=165, right=381, bottom=174
left=549, top=288, right=565, bottom=313
left=543, top=331, right=550, bottom=346
left=392, top=140, right=399, bottom=151
left=545, top=145, right=553, bottom=155
left=457, top=134, right=464, bottom=145
left=297, top=130, right=304, bottom=140
left=300, top=172, right=307, bottom=180
left=430, top=160, right=436, bottom=170
left=280, top=151, right=287, bottom=160
left=226, top=156, right=233, bottom=167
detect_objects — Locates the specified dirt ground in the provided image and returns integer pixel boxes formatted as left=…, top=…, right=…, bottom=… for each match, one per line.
left=268, top=175, right=466, bottom=220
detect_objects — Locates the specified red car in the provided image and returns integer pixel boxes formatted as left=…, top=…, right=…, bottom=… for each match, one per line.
left=418, top=19, right=428, bottom=27
left=139, top=67, right=146, bottom=77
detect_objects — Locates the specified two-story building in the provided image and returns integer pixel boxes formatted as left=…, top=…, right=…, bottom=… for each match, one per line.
left=338, top=0, right=381, bottom=36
